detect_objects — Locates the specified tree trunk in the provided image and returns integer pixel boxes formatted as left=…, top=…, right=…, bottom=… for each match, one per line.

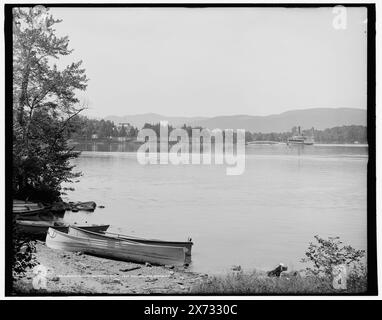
left=18, top=64, right=31, bottom=127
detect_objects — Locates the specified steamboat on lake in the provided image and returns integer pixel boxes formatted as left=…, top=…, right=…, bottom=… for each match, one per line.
left=287, top=126, right=315, bottom=145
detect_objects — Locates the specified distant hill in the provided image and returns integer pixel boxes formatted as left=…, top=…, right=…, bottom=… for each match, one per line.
left=105, top=108, right=366, bottom=133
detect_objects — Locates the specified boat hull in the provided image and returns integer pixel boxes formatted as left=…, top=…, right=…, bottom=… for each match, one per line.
left=69, top=226, right=193, bottom=256
left=13, top=207, right=48, bottom=215
left=287, top=136, right=314, bottom=145
left=46, top=227, right=186, bottom=266
left=287, top=141, right=314, bottom=145
left=13, top=200, right=52, bottom=220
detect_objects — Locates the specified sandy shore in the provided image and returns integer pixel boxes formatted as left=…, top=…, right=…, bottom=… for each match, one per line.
left=13, top=242, right=206, bottom=295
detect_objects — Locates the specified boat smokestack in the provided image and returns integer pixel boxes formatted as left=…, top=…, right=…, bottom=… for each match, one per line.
left=298, top=126, right=301, bottom=134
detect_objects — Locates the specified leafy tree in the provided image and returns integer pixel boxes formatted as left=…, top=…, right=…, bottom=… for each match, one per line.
left=142, top=122, right=174, bottom=137
left=13, top=7, right=88, bottom=201
left=301, top=235, right=366, bottom=277
left=12, top=7, right=87, bottom=282
left=118, top=125, right=127, bottom=137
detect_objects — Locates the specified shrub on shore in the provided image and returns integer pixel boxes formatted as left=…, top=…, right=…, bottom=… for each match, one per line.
left=301, top=235, right=366, bottom=277
left=12, top=217, right=37, bottom=280
left=192, top=235, right=367, bottom=294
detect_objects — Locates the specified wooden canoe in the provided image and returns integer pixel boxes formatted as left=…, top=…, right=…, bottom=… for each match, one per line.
left=16, top=220, right=109, bottom=236
left=13, top=200, right=50, bottom=217
left=14, top=200, right=42, bottom=207
left=13, top=204, right=46, bottom=212
left=13, top=203, right=41, bottom=209
left=68, top=226, right=193, bottom=256
left=14, top=211, right=66, bottom=222
left=46, top=227, right=186, bottom=266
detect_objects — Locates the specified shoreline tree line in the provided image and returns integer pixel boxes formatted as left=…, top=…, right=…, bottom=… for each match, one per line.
left=71, top=116, right=367, bottom=144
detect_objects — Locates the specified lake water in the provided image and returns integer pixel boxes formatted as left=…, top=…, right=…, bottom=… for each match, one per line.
left=62, top=143, right=368, bottom=274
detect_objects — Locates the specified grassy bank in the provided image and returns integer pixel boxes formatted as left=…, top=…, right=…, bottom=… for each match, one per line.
left=191, top=269, right=367, bottom=294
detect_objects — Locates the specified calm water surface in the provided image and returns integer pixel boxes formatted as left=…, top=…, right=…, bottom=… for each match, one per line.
left=62, top=144, right=368, bottom=274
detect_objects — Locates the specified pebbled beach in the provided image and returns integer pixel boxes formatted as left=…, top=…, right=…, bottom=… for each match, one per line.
left=13, top=242, right=206, bottom=295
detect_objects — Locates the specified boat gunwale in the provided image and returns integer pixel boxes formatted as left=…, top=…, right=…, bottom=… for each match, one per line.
left=16, top=220, right=110, bottom=229
left=65, top=227, right=187, bottom=252
left=69, top=225, right=193, bottom=248
left=102, top=230, right=194, bottom=246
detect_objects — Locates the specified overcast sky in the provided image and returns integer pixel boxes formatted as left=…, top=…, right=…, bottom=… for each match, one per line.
left=50, top=7, right=367, bottom=118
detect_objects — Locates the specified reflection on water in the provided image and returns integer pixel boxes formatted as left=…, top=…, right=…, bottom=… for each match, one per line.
left=72, top=141, right=140, bottom=153
left=63, top=143, right=368, bottom=274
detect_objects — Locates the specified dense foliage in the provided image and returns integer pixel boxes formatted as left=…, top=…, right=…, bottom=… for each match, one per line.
left=312, top=125, right=367, bottom=144
left=13, top=7, right=88, bottom=202
left=12, top=7, right=88, bottom=279
left=247, top=125, right=367, bottom=144
left=70, top=116, right=139, bottom=140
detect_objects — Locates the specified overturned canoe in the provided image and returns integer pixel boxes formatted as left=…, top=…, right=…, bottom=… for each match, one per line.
left=71, top=201, right=97, bottom=211
left=16, top=220, right=109, bottom=236
left=46, top=227, right=186, bottom=266
left=69, top=226, right=193, bottom=256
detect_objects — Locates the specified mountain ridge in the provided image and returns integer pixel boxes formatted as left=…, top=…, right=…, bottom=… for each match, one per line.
left=104, top=108, right=366, bottom=133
